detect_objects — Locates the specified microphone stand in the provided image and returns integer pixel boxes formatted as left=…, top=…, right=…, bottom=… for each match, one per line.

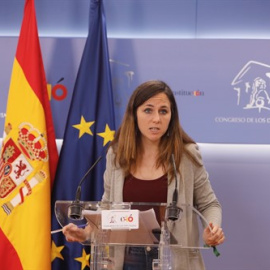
left=166, top=154, right=182, bottom=221
left=68, top=156, right=102, bottom=220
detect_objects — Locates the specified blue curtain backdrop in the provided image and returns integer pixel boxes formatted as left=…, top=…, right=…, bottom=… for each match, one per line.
left=51, top=0, right=115, bottom=269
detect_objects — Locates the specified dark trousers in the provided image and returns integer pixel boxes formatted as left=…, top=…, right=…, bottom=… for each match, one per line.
left=123, top=246, right=158, bottom=270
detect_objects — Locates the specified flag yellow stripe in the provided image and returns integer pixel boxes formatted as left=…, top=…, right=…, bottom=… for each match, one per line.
left=5, top=59, right=46, bottom=133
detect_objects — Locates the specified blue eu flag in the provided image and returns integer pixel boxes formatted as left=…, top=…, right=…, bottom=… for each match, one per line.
left=51, top=0, right=115, bottom=269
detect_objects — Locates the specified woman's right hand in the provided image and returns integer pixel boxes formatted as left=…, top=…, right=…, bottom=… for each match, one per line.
left=62, top=223, right=92, bottom=243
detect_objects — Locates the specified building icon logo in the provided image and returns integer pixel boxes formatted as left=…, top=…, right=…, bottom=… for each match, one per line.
left=231, top=61, right=270, bottom=112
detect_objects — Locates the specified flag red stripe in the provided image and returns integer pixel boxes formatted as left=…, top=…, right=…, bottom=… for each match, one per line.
left=16, top=0, right=44, bottom=103
left=0, top=228, right=23, bottom=270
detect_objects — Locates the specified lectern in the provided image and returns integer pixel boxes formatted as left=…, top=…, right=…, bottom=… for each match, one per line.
left=55, top=201, right=211, bottom=270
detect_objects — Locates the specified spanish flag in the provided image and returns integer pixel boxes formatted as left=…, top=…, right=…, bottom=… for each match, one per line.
left=0, top=0, right=58, bottom=269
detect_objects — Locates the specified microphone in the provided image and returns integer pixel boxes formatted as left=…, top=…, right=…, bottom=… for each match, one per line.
left=68, top=156, right=102, bottom=220
left=166, top=154, right=182, bottom=221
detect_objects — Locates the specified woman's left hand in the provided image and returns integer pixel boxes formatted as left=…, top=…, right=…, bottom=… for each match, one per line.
left=203, top=222, right=225, bottom=246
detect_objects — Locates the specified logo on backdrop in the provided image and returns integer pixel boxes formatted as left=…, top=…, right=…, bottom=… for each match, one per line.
left=173, top=90, right=204, bottom=97
left=231, top=61, right=270, bottom=112
left=47, top=77, right=68, bottom=101
left=215, top=60, right=270, bottom=127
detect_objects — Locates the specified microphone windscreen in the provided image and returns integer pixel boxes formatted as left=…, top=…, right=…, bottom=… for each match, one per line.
left=68, top=201, right=84, bottom=220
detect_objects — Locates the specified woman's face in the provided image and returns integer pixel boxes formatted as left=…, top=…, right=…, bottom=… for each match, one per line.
left=136, top=93, right=171, bottom=144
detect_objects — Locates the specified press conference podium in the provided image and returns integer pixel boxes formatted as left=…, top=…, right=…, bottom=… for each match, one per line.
left=55, top=201, right=211, bottom=270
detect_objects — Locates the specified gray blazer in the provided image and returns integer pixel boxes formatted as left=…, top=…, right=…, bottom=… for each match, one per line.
left=102, top=143, right=222, bottom=270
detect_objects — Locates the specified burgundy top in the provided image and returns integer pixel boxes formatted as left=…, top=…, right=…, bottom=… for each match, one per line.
left=123, top=174, right=168, bottom=225
left=123, top=174, right=168, bottom=203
